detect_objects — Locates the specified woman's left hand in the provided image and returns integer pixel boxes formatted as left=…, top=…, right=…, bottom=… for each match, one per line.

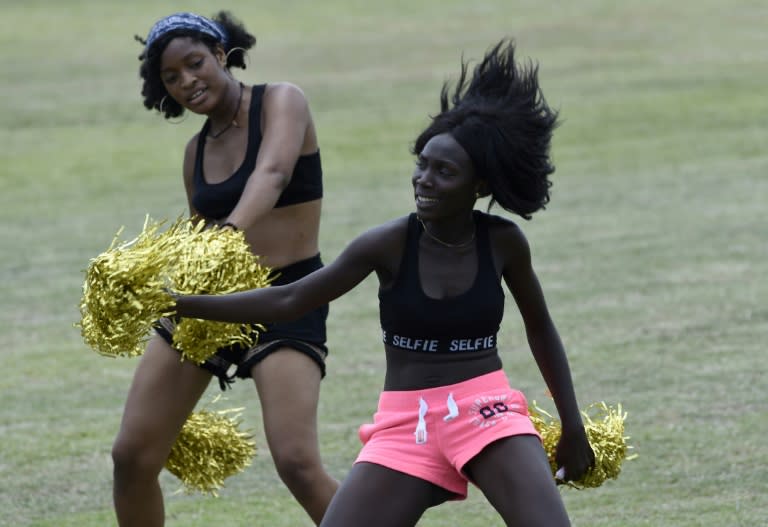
left=554, top=424, right=594, bottom=483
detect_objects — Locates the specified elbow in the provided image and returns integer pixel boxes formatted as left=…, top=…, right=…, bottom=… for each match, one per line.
left=267, top=289, right=307, bottom=323
left=264, top=168, right=291, bottom=193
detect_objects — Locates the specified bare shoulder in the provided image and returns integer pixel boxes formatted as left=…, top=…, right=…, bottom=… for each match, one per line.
left=368, top=215, right=410, bottom=240
left=483, top=212, right=532, bottom=270
left=183, top=132, right=199, bottom=158
left=318, top=215, right=409, bottom=285
left=265, top=81, right=306, bottom=95
left=348, top=215, right=410, bottom=285
left=484, top=212, right=528, bottom=246
left=351, top=215, right=410, bottom=257
left=182, top=133, right=200, bottom=179
left=263, top=82, right=309, bottom=109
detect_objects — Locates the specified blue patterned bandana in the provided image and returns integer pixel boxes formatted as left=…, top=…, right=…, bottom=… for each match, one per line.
left=145, top=12, right=228, bottom=50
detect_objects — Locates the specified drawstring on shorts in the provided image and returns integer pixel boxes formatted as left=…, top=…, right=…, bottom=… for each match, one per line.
left=444, top=392, right=459, bottom=421
left=413, top=392, right=459, bottom=444
left=415, top=397, right=428, bottom=444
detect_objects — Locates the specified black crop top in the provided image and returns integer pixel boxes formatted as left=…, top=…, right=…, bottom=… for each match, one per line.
left=379, top=211, right=505, bottom=353
left=191, top=84, right=323, bottom=219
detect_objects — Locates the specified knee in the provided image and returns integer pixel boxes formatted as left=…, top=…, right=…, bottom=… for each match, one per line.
left=111, top=433, right=166, bottom=481
left=271, top=443, right=322, bottom=489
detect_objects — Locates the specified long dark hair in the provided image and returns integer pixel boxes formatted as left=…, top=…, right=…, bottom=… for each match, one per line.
left=413, top=39, right=559, bottom=219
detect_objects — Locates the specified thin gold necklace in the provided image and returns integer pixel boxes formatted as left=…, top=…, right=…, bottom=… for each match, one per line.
left=209, top=82, right=244, bottom=139
left=418, top=218, right=476, bottom=249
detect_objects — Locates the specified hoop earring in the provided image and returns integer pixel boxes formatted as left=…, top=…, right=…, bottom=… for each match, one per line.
left=224, top=46, right=250, bottom=67
left=158, top=96, right=187, bottom=124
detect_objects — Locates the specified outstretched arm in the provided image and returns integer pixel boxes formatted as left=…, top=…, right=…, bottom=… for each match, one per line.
left=174, top=225, right=384, bottom=324
left=500, top=222, right=594, bottom=481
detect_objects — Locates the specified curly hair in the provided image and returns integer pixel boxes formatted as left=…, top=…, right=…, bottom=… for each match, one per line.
left=134, top=11, right=256, bottom=119
left=412, top=39, right=559, bottom=219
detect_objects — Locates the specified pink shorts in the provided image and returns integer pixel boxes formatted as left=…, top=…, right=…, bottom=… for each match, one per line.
left=355, top=370, right=540, bottom=499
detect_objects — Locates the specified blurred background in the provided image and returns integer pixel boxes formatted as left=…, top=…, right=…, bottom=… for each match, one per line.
left=1, top=1, right=766, bottom=525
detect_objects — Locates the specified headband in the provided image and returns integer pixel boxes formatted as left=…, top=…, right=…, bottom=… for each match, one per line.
left=145, top=12, right=228, bottom=50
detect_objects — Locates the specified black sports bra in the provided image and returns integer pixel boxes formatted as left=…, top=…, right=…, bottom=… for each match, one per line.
left=191, top=84, right=323, bottom=219
left=379, top=211, right=505, bottom=353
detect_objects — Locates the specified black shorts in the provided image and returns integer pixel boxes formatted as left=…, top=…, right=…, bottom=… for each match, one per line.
left=155, top=254, right=329, bottom=390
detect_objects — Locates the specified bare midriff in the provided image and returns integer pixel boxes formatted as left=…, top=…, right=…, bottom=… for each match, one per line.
left=383, top=345, right=502, bottom=391
left=243, top=199, right=322, bottom=269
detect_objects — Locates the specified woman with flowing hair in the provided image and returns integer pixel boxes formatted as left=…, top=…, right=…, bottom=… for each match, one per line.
left=174, top=39, right=594, bottom=526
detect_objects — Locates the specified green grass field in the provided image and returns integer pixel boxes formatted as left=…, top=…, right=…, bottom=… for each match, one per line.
left=2, top=1, right=766, bottom=525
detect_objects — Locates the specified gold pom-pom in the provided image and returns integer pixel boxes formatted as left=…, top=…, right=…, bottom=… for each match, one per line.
left=163, top=219, right=272, bottom=364
left=165, top=404, right=256, bottom=495
left=78, top=217, right=177, bottom=358
left=78, top=217, right=272, bottom=362
left=529, top=401, right=636, bottom=489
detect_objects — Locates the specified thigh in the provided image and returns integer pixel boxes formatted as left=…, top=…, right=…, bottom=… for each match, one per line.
left=115, top=335, right=212, bottom=456
left=320, top=462, right=444, bottom=527
left=250, top=347, right=323, bottom=449
left=465, top=435, right=569, bottom=527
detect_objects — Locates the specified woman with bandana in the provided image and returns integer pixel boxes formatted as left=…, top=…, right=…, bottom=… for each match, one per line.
left=173, top=39, right=595, bottom=526
left=111, top=11, right=337, bottom=526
